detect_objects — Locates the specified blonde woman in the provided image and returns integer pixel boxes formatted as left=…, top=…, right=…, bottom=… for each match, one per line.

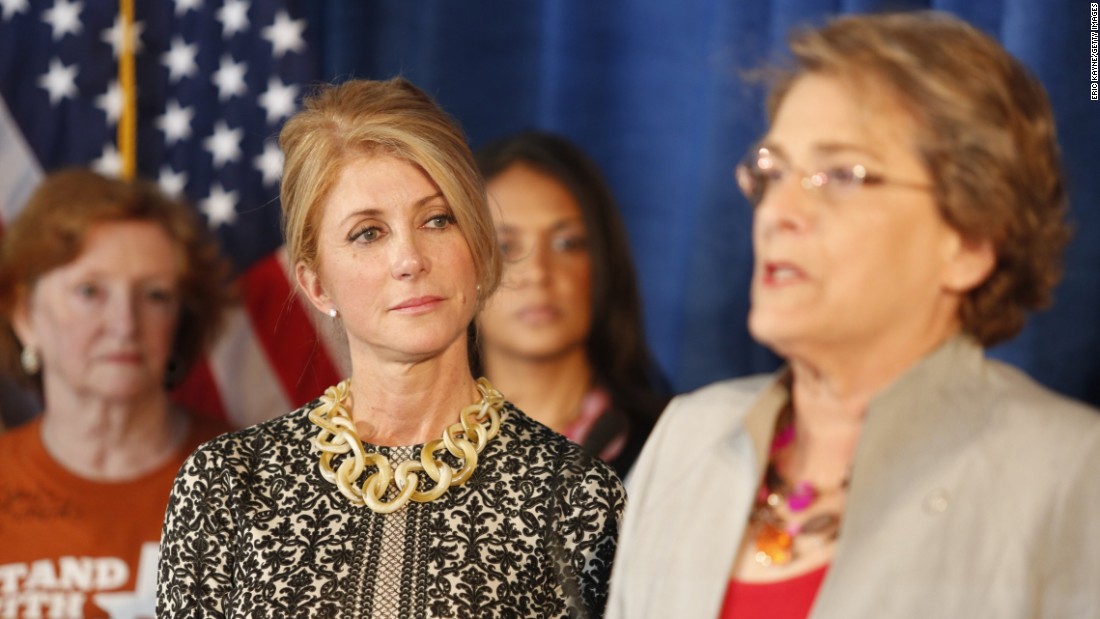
left=158, top=78, right=624, bottom=618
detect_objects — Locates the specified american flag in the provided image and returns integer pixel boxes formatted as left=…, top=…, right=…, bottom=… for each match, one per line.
left=0, top=0, right=345, bottom=427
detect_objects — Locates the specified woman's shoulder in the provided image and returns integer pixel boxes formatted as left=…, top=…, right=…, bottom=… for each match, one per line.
left=621, top=373, right=781, bottom=489
left=500, top=404, right=607, bottom=459
left=975, top=356, right=1100, bottom=454
left=658, top=373, right=779, bottom=433
left=920, top=337, right=1098, bottom=434
left=896, top=344, right=1100, bottom=479
left=184, top=401, right=317, bottom=467
left=492, top=405, right=625, bottom=528
left=982, top=357, right=1097, bottom=414
left=497, top=405, right=622, bottom=484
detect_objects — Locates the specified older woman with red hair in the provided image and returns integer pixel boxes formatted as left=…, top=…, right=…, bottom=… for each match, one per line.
left=0, top=169, right=232, bottom=618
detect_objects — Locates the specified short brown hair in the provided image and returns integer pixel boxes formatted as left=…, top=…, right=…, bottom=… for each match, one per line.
left=0, top=168, right=233, bottom=388
left=768, top=11, right=1069, bottom=346
left=279, top=77, right=501, bottom=304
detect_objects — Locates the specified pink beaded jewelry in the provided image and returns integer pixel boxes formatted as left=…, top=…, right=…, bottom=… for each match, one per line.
left=750, top=407, right=849, bottom=566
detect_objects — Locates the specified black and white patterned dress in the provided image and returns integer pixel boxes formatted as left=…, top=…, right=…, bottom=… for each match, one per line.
left=157, top=400, right=625, bottom=618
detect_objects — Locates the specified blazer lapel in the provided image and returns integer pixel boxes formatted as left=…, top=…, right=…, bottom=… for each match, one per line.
left=812, top=336, right=991, bottom=617
left=683, top=375, right=790, bottom=617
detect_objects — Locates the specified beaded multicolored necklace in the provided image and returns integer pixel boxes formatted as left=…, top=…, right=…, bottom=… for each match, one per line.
left=749, top=407, right=849, bottom=566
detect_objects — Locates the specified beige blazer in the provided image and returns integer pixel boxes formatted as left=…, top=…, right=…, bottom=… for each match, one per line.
left=607, top=337, right=1100, bottom=618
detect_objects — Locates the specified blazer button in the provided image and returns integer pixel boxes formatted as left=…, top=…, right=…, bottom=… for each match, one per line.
left=923, top=489, right=950, bottom=514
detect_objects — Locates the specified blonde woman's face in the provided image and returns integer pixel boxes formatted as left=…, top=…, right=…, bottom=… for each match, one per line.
left=17, top=221, right=182, bottom=404
left=297, top=155, right=479, bottom=367
left=478, top=164, right=593, bottom=363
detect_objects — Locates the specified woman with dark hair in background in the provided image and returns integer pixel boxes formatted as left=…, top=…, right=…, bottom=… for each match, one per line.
left=0, top=169, right=232, bottom=617
left=475, top=131, right=668, bottom=477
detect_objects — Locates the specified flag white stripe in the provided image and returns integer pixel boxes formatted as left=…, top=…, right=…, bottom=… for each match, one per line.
left=0, top=98, right=43, bottom=219
left=208, top=306, right=292, bottom=427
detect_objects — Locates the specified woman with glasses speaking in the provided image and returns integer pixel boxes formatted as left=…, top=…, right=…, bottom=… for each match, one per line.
left=607, top=11, right=1100, bottom=619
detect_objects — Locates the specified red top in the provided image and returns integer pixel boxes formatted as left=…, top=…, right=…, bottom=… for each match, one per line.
left=718, top=564, right=829, bottom=619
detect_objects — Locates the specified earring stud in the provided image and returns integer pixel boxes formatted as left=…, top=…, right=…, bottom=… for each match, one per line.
left=20, top=346, right=40, bottom=374
left=328, top=308, right=338, bottom=319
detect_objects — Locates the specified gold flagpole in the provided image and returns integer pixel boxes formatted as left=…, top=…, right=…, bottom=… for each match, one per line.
left=118, top=0, right=136, bottom=180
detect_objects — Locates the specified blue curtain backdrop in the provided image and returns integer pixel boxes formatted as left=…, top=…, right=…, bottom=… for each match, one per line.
left=302, top=0, right=1100, bottom=405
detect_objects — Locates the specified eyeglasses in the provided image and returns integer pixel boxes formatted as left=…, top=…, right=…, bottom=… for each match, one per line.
left=735, top=146, right=932, bottom=206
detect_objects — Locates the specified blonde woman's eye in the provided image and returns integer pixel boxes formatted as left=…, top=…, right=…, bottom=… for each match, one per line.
left=350, top=226, right=383, bottom=244
left=424, top=214, right=457, bottom=229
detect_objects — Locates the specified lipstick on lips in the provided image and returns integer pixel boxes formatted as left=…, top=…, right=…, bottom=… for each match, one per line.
left=102, top=350, right=143, bottom=363
left=390, top=296, right=444, bottom=315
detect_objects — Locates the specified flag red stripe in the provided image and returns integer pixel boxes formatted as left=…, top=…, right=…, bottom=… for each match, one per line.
left=171, top=358, right=230, bottom=422
left=239, top=252, right=341, bottom=407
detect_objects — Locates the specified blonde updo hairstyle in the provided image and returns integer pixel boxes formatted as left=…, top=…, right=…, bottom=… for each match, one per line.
left=279, top=77, right=501, bottom=306
left=768, top=12, right=1070, bottom=346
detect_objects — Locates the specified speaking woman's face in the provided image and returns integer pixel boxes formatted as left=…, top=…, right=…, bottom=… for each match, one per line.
left=15, top=221, right=183, bottom=404
left=746, top=73, right=993, bottom=363
left=478, top=164, right=593, bottom=364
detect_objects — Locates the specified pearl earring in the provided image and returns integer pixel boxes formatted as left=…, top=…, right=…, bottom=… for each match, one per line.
left=20, top=346, right=40, bottom=374
left=328, top=308, right=339, bottom=319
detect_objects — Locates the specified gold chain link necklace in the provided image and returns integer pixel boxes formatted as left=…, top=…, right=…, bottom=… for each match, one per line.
left=308, top=377, right=505, bottom=513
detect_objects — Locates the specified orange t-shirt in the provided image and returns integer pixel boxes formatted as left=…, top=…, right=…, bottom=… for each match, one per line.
left=0, top=415, right=227, bottom=618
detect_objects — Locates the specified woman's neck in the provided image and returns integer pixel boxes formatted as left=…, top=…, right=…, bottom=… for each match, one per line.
left=783, top=363, right=869, bottom=488
left=40, top=386, right=187, bottom=482
left=347, top=342, right=481, bottom=446
left=781, top=328, right=955, bottom=485
left=483, top=345, right=592, bottom=432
